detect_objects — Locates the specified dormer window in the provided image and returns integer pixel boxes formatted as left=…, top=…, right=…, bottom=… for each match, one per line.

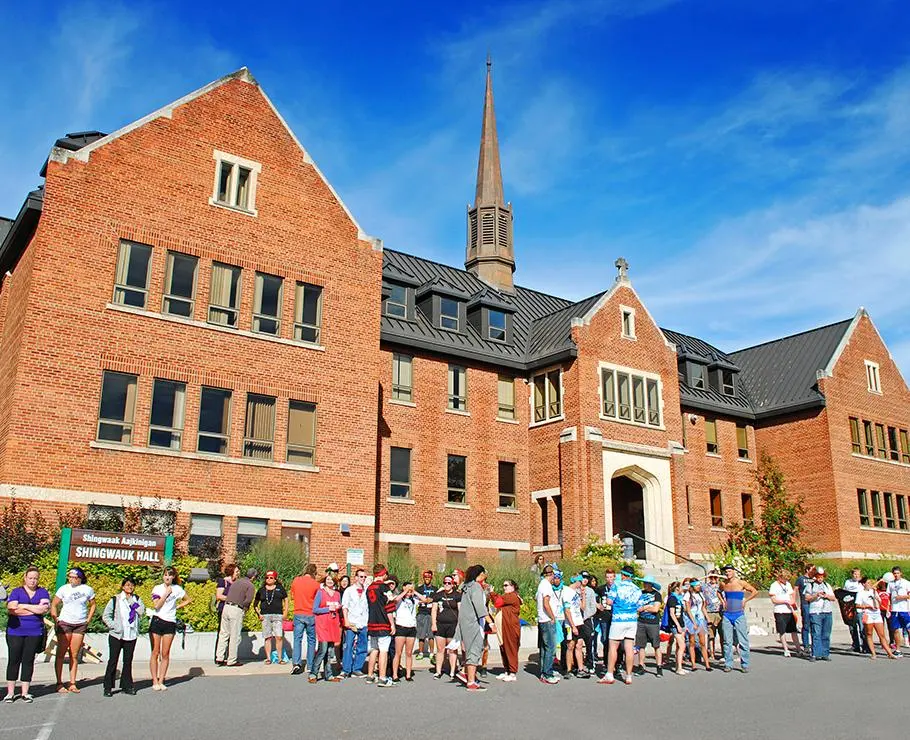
left=721, top=369, right=735, bottom=396
left=692, top=364, right=707, bottom=390
left=489, top=310, right=507, bottom=342
left=210, top=150, right=260, bottom=215
left=386, top=284, right=408, bottom=318
left=440, top=298, right=460, bottom=331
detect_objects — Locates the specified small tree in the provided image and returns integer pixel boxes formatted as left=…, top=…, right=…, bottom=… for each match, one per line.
left=0, top=498, right=50, bottom=573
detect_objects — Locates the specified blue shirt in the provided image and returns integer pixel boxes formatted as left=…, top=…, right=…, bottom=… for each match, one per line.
left=608, top=579, right=643, bottom=624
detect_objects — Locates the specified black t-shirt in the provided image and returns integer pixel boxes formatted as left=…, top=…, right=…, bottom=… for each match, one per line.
left=416, top=582, right=436, bottom=614
left=367, top=581, right=394, bottom=634
left=666, top=593, right=684, bottom=628
left=638, top=590, right=663, bottom=624
left=433, top=588, right=461, bottom=624
left=254, top=584, right=287, bottom=616
left=216, top=577, right=231, bottom=615
left=595, top=584, right=613, bottom=622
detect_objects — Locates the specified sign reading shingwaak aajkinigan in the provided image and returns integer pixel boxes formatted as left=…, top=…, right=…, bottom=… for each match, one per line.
left=69, top=528, right=166, bottom=565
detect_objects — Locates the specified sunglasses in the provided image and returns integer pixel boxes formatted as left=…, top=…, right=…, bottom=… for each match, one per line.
left=443, top=580, right=454, bottom=585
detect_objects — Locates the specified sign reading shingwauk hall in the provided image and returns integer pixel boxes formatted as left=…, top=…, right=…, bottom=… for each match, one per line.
left=69, top=528, right=167, bottom=564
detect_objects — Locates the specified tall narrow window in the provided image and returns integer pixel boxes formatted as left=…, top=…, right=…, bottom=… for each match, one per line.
left=884, top=492, right=896, bottom=529
left=646, top=379, right=661, bottom=426
left=865, top=361, right=881, bottom=393
left=112, top=241, right=152, bottom=308
left=488, top=310, right=507, bottom=342
left=440, top=298, right=459, bottom=331
left=721, top=369, right=735, bottom=396
left=887, top=427, right=900, bottom=461
left=392, top=353, right=413, bottom=402
left=236, top=517, right=267, bottom=555
left=741, top=493, right=754, bottom=526
left=385, top=284, right=407, bottom=318
left=617, top=373, right=631, bottom=420
left=863, top=421, right=875, bottom=456
left=547, top=370, right=561, bottom=419
left=498, top=461, right=517, bottom=509
left=198, top=387, right=231, bottom=455
left=736, top=424, right=749, bottom=460
left=632, top=376, right=645, bottom=423
left=189, top=514, right=222, bottom=558
left=692, top=365, right=707, bottom=390
left=871, top=490, right=883, bottom=528
left=253, top=272, right=282, bottom=336
left=390, top=447, right=411, bottom=499
left=212, top=154, right=258, bottom=213
left=897, top=495, right=908, bottom=530
left=602, top=369, right=616, bottom=417
left=294, top=282, right=323, bottom=343
left=849, top=417, right=862, bottom=454
left=857, top=489, right=870, bottom=526
left=447, top=454, right=467, bottom=504
left=447, top=365, right=467, bottom=411
left=705, top=419, right=719, bottom=455
left=243, top=394, right=275, bottom=460
left=162, top=252, right=198, bottom=317
left=208, top=262, right=242, bottom=327
left=875, top=424, right=887, bottom=458
left=621, top=308, right=635, bottom=338
left=710, top=489, right=723, bottom=528
left=497, top=375, right=515, bottom=420
left=97, top=371, right=137, bottom=444
left=286, top=400, right=317, bottom=465
left=685, top=485, right=692, bottom=526
left=148, top=379, right=186, bottom=450
left=901, top=430, right=910, bottom=464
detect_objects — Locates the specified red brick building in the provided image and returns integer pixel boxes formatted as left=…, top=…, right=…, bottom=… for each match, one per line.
left=1, top=66, right=908, bottom=567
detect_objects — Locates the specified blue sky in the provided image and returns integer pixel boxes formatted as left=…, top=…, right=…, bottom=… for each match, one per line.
left=3, top=0, right=910, bottom=375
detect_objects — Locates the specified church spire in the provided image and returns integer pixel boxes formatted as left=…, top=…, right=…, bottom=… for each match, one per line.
left=465, top=57, right=515, bottom=292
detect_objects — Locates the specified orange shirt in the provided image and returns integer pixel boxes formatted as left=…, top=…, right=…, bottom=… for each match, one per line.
left=291, top=574, right=319, bottom=616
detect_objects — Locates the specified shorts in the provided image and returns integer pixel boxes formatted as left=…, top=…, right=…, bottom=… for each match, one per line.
left=416, top=612, right=433, bottom=640
left=261, top=613, right=284, bottom=638
left=775, top=612, right=798, bottom=635
left=396, top=626, right=417, bottom=639
left=434, top=623, right=456, bottom=640
left=635, top=622, right=661, bottom=649
left=55, top=621, right=87, bottom=635
left=609, top=622, right=637, bottom=641
left=685, top=619, right=707, bottom=637
left=890, top=612, right=910, bottom=631
left=861, top=610, right=882, bottom=626
left=368, top=634, right=391, bottom=653
left=706, top=612, right=722, bottom=629
left=149, top=616, right=177, bottom=635
left=576, top=621, right=593, bottom=643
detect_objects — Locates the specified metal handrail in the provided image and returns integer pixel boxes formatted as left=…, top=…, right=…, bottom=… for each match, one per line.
left=617, top=530, right=708, bottom=577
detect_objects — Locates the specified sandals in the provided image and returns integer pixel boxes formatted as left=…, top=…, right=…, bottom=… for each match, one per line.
left=56, top=684, right=68, bottom=694
left=68, top=684, right=80, bottom=693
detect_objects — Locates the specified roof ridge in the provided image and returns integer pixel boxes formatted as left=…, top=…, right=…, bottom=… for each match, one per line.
left=531, top=290, right=607, bottom=323
left=730, top=317, right=854, bottom=355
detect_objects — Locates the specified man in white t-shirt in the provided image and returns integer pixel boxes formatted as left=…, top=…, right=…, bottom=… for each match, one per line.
left=536, top=565, right=559, bottom=684
left=769, top=573, right=801, bottom=657
left=562, top=577, right=589, bottom=678
left=803, top=567, right=836, bottom=660
left=887, top=566, right=910, bottom=656
left=843, top=568, right=866, bottom=653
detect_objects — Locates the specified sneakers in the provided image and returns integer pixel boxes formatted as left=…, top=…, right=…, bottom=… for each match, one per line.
left=352, top=671, right=367, bottom=678
left=597, top=673, right=615, bottom=685
left=632, top=666, right=646, bottom=676
left=540, top=675, right=560, bottom=684
left=364, top=675, right=377, bottom=684
left=2, top=694, right=14, bottom=703
left=377, top=677, right=394, bottom=688
left=455, top=671, right=468, bottom=684
left=502, top=674, right=517, bottom=682
left=624, top=676, right=633, bottom=685
left=575, top=669, right=591, bottom=679
left=656, top=666, right=664, bottom=677
left=433, top=673, right=443, bottom=680
left=291, top=664, right=303, bottom=675
left=466, top=682, right=487, bottom=692
left=21, top=694, right=34, bottom=704
left=722, top=666, right=733, bottom=673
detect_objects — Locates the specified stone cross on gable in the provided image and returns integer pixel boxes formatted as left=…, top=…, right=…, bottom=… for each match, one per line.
left=615, top=257, right=629, bottom=281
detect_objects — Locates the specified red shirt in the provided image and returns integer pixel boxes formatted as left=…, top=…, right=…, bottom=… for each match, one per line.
left=291, top=575, right=319, bottom=616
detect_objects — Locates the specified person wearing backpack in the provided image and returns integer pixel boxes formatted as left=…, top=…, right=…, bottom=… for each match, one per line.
left=102, top=577, right=145, bottom=696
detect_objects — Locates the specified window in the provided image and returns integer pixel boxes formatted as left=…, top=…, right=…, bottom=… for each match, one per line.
left=162, top=252, right=198, bottom=317
left=212, top=153, right=259, bottom=213
left=208, top=262, right=242, bottom=327
left=392, top=354, right=413, bottom=402
left=448, top=365, right=467, bottom=411
left=86, top=505, right=125, bottom=531
left=602, top=369, right=616, bottom=417
left=692, top=365, right=707, bottom=390
left=898, top=495, right=908, bottom=530
left=497, top=375, right=515, bottom=420
left=601, top=367, right=661, bottom=427
left=863, top=420, right=875, bottom=456
left=388, top=543, right=410, bottom=558
left=243, top=394, right=275, bottom=460
left=901, top=430, right=910, bottom=464
left=499, top=549, right=517, bottom=562
left=97, top=371, right=137, bottom=444
left=865, top=360, right=881, bottom=393
left=488, top=310, right=507, bottom=342
left=685, top=485, right=692, bottom=526
left=446, top=547, right=467, bottom=568
left=236, top=517, right=268, bottom=555
left=253, top=272, right=282, bottom=336
left=741, top=493, right=754, bottom=526
left=871, top=490, right=883, bottom=528
left=140, top=509, right=175, bottom=535
left=621, top=307, right=635, bottom=338
left=498, top=461, right=516, bottom=509
left=632, top=376, right=646, bottom=423
left=646, top=379, right=660, bottom=425
left=532, top=369, right=562, bottom=423
left=617, top=372, right=631, bottom=420
left=875, top=424, right=887, bottom=459
left=710, top=489, right=723, bottom=528
left=112, top=240, right=152, bottom=308
left=390, top=447, right=411, bottom=499
left=198, top=387, right=231, bottom=454
left=736, top=424, right=749, bottom=460
left=705, top=418, right=719, bottom=455
left=440, top=298, right=459, bottom=331
left=447, top=454, right=467, bottom=504
left=888, top=427, right=900, bottom=461
left=385, top=284, right=407, bottom=318
left=849, top=417, right=862, bottom=454
left=857, top=489, right=870, bottom=526
left=294, top=282, right=322, bottom=343
left=286, top=400, right=317, bottom=465
left=148, top=379, right=186, bottom=450
left=885, top=492, right=896, bottom=529
left=721, top=369, right=735, bottom=397
left=189, top=514, right=223, bottom=559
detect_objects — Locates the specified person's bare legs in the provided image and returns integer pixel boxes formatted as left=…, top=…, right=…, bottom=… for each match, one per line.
left=466, top=663, right=477, bottom=685
left=699, top=632, right=711, bottom=668
left=367, top=649, right=378, bottom=678
left=67, top=633, right=84, bottom=687
left=404, top=637, right=415, bottom=678
left=565, top=639, right=575, bottom=674
left=393, top=637, right=406, bottom=679
left=54, top=633, right=69, bottom=688
left=687, top=633, right=697, bottom=669
left=675, top=634, right=686, bottom=673
left=622, top=639, right=635, bottom=682
left=150, top=633, right=161, bottom=687
left=606, top=639, right=619, bottom=677
left=157, top=633, right=174, bottom=687
left=574, top=639, right=585, bottom=673
left=433, top=636, right=446, bottom=675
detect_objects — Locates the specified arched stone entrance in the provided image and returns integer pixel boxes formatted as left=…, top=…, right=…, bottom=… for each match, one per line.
left=611, top=475, right=646, bottom=559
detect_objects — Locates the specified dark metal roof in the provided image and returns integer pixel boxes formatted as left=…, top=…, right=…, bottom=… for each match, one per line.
left=0, top=218, right=12, bottom=246
left=0, top=187, right=44, bottom=276
left=729, top=319, right=853, bottom=418
left=39, top=131, right=107, bottom=177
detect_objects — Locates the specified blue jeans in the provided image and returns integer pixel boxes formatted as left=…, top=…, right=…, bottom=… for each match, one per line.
left=800, top=605, right=811, bottom=650
left=721, top=614, right=750, bottom=669
left=313, top=640, right=335, bottom=679
left=342, top=627, right=368, bottom=674
left=810, top=613, right=832, bottom=658
left=539, top=621, right=556, bottom=678
left=292, top=614, right=317, bottom=671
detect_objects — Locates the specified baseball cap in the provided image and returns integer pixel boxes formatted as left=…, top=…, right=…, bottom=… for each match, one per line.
left=326, top=562, right=340, bottom=572
left=722, top=564, right=735, bottom=571
left=580, top=571, right=591, bottom=579
left=265, top=570, right=278, bottom=579
left=816, top=566, right=826, bottom=575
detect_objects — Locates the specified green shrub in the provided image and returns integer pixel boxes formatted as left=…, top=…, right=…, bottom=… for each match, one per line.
left=240, top=539, right=311, bottom=592
left=813, top=558, right=910, bottom=588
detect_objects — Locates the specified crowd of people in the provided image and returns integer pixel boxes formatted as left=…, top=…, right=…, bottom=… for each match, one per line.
left=2, top=558, right=909, bottom=700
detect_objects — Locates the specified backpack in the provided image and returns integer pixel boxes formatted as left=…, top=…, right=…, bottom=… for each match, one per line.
left=660, top=599, right=671, bottom=631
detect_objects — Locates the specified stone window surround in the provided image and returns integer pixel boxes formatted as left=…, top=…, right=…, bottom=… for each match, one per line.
left=596, top=361, right=665, bottom=431
left=209, top=149, right=261, bottom=216
left=619, top=304, right=636, bottom=340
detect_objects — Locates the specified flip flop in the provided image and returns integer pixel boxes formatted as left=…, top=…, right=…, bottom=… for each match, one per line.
left=56, top=685, right=68, bottom=694
left=68, top=684, right=80, bottom=693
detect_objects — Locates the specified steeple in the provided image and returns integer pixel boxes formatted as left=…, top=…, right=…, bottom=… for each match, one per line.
left=465, top=57, right=515, bottom=292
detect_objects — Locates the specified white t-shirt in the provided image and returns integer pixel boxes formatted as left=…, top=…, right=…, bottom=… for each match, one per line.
left=562, top=587, right=584, bottom=626
left=804, top=582, right=834, bottom=615
left=536, top=579, right=557, bottom=624
left=843, top=578, right=862, bottom=594
left=55, top=583, right=95, bottom=624
left=118, top=593, right=140, bottom=641
left=855, top=588, right=877, bottom=611
left=151, top=583, right=186, bottom=622
left=395, top=595, right=418, bottom=628
left=769, top=581, right=796, bottom=614
left=888, top=578, right=910, bottom=613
